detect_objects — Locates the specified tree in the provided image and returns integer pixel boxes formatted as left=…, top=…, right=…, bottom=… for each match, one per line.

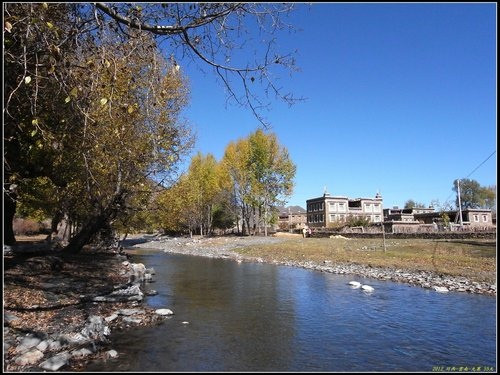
left=4, top=3, right=84, bottom=244
left=154, top=152, right=234, bottom=236
left=61, top=31, right=194, bottom=252
left=453, top=179, right=495, bottom=210
left=4, top=3, right=193, bottom=251
left=181, top=153, right=224, bottom=235
left=404, top=200, right=426, bottom=209
left=4, top=3, right=302, bottom=249
left=222, top=139, right=254, bottom=235
left=222, top=129, right=296, bottom=236
left=482, top=185, right=497, bottom=211
left=247, top=129, right=296, bottom=236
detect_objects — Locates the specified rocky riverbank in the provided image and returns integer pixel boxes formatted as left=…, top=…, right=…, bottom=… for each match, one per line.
left=3, top=249, right=174, bottom=372
left=131, top=234, right=496, bottom=297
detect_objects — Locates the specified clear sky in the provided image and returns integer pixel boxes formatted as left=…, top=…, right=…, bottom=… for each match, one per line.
left=177, top=2, right=497, bottom=210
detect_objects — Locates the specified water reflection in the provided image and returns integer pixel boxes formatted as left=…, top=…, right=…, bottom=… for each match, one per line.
left=84, top=251, right=496, bottom=372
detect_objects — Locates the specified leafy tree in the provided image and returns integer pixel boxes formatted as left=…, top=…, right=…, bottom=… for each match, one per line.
left=182, top=153, right=224, bottom=235
left=4, top=3, right=85, bottom=244
left=154, top=174, right=198, bottom=236
left=154, top=152, right=234, bottom=236
left=453, top=179, right=495, bottom=210
left=4, top=3, right=302, bottom=248
left=222, top=129, right=296, bottom=236
left=440, top=212, right=451, bottom=228
left=211, top=204, right=237, bottom=233
left=222, top=139, right=254, bottom=235
left=247, top=129, right=296, bottom=236
left=61, top=31, right=193, bottom=252
left=4, top=3, right=193, bottom=251
left=346, top=215, right=371, bottom=228
left=15, top=177, right=58, bottom=223
left=481, top=185, right=496, bottom=211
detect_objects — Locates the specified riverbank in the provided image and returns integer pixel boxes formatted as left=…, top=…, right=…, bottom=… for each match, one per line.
left=3, top=244, right=173, bottom=372
left=130, top=233, right=496, bottom=296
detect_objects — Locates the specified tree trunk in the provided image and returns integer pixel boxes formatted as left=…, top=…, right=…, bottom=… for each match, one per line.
left=4, top=187, right=17, bottom=245
left=63, top=213, right=109, bottom=253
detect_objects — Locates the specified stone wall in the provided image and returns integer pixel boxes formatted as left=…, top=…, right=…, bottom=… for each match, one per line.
left=309, top=229, right=496, bottom=240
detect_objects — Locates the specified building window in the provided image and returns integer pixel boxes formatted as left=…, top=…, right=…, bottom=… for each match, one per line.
left=338, top=203, right=346, bottom=212
left=473, top=215, right=479, bottom=222
left=482, top=215, right=488, bottom=222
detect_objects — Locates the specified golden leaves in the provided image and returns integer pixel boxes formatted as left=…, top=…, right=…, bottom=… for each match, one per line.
left=4, top=21, right=13, bottom=33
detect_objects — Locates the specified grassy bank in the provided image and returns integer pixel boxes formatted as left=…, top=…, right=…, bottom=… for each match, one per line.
left=234, top=236, right=497, bottom=284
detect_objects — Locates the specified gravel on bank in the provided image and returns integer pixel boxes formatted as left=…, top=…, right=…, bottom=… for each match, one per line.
left=127, top=234, right=496, bottom=297
left=3, top=250, right=171, bottom=372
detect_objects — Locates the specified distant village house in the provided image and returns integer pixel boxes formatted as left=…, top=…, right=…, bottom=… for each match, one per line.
left=276, top=206, right=307, bottom=231
left=306, top=192, right=384, bottom=228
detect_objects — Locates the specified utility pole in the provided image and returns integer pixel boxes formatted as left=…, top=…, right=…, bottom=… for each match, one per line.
left=457, top=179, right=463, bottom=227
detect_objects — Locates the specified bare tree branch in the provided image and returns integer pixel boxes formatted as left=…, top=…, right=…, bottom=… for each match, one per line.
left=92, top=2, right=306, bottom=127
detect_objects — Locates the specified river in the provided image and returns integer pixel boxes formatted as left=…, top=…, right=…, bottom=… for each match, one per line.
left=84, top=249, right=496, bottom=372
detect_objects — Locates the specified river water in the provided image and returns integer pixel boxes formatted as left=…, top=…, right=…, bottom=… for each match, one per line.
left=85, top=249, right=496, bottom=372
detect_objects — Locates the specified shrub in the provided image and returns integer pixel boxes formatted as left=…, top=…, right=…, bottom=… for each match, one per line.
left=13, top=218, right=51, bottom=235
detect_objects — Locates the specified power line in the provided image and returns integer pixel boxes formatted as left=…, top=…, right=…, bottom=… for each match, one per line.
left=463, top=150, right=496, bottom=180
left=440, top=150, right=496, bottom=208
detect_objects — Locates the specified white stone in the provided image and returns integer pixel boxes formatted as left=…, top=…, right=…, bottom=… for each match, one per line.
left=39, top=351, right=71, bottom=371
left=106, top=349, right=118, bottom=358
left=155, top=308, right=174, bottom=316
left=105, top=314, right=119, bottom=322
left=361, top=284, right=374, bottom=292
left=348, top=281, right=361, bottom=288
left=36, top=340, right=49, bottom=352
left=71, top=348, right=93, bottom=358
left=433, top=286, right=449, bottom=293
left=14, top=348, right=44, bottom=365
left=16, top=335, right=41, bottom=353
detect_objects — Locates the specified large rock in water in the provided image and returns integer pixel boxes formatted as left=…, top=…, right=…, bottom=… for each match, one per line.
left=127, top=262, right=147, bottom=283
left=93, top=283, right=144, bottom=302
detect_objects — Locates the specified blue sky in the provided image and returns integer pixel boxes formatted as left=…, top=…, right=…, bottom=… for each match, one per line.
left=177, top=3, right=496, bottom=210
